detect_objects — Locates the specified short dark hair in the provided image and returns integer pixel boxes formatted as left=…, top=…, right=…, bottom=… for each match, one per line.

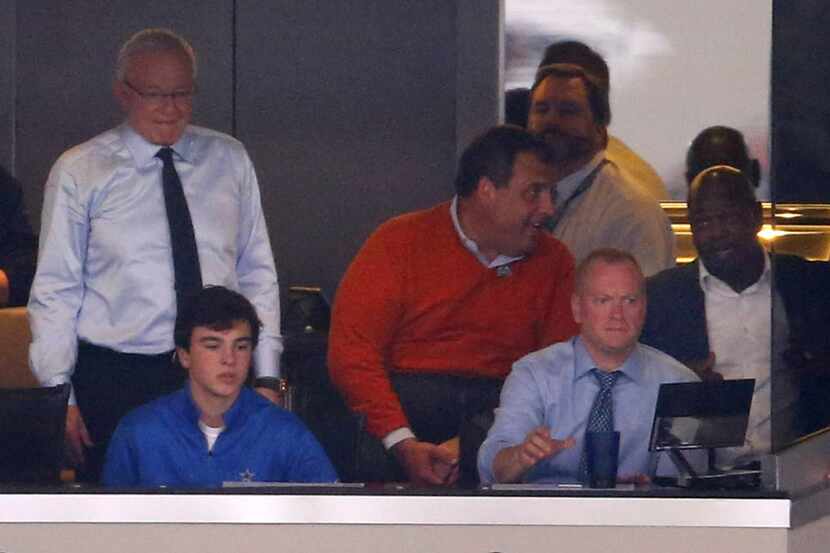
left=535, top=41, right=611, bottom=127
left=539, top=40, right=610, bottom=83
left=174, top=286, right=261, bottom=350
left=532, top=63, right=611, bottom=128
left=574, top=248, right=643, bottom=295
left=454, top=125, right=553, bottom=197
left=686, top=126, right=758, bottom=186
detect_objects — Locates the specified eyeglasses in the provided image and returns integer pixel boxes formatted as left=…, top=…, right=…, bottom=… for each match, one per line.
left=123, top=80, right=196, bottom=107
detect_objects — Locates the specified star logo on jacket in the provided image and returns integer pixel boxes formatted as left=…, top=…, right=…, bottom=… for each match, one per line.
left=240, top=468, right=256, bottom=482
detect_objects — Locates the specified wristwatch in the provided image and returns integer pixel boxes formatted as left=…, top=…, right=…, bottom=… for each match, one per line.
left=253, top=377, right=289, bottom=394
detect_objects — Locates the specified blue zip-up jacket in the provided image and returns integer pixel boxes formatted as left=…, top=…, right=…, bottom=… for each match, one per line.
left=102, top=385, right=337, bottom=487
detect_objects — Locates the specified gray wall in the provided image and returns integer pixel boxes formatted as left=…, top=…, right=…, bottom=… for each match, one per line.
left=0, top=0, right=14, bottom=169
left=1, top=1, right=500, bottom=298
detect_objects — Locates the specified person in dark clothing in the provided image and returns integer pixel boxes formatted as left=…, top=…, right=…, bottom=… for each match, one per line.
left=0, top=164, right=37, bottom=307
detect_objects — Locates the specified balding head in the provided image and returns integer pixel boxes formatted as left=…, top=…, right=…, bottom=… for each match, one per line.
left=688, top=165, right=757, bottom=213
left=688, top=166, right=765, bottom=292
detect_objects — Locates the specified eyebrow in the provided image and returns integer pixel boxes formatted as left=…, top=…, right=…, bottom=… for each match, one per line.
left=196, top=336, right=253, bottom=345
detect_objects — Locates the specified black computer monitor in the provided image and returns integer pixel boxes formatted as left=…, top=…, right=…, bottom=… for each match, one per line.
left=0, top=383, right=70, bottom=483
left=649, top=379, right=755, bottom=452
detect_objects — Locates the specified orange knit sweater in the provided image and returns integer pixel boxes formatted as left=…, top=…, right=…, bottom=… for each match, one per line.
left=328, top=202, right=578, bottom=439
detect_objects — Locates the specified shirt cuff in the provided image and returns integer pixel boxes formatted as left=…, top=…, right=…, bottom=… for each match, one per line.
left=382, top=427, right=416, bottom=450
left=253, top=343, right=280, bottom=379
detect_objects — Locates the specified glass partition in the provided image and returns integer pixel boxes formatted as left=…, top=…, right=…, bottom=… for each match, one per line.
left=505, top=0, right=772, bottom=200
left=507, top=0, right=830, bottom=471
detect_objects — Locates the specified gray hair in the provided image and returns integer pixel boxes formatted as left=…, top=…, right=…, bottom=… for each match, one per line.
left=115, top=28, right=197, bottom=82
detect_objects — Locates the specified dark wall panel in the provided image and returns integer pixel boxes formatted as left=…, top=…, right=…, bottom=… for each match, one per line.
left=772, top=1, right=830, bottom=202
left=0, top=0, right=15, bottom=170
left=15, top=0, right=234, bottom=228
left=236, top=1, right=458, bottom=297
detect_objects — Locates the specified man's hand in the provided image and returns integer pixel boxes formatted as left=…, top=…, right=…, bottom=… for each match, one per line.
left=255, top=386, right=285, bottom=407
left=65, top=405, right=94, bottom=467
left=618, top=473, right=650, bottom=486
left=492, top=426, right=575, bottom=483
left=0, top=269, right=9, bottom=307
left=392, top=438, right=459, bottom=487
left=685, top=352, right=722, bottom=382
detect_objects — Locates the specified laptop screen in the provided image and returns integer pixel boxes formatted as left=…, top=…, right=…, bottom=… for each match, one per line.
left=649, top=379, right=755, bottom=451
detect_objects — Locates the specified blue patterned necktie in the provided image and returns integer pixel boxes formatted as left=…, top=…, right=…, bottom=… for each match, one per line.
left=579, top=369, right=620, bottom=482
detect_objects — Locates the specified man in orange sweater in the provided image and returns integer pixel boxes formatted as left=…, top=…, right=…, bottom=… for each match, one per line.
left=328, top=125, right=579, bottom=486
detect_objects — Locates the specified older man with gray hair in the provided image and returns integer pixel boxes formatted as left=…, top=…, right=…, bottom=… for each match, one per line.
left=29, top=28, right=282, bottom=481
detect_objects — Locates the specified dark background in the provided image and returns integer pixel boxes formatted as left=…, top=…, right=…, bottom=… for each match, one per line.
left=771, top=0, right=830, bottom=203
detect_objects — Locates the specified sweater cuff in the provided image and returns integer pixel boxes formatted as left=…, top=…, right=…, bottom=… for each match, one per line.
left=382, top=427, right=416, bottom=450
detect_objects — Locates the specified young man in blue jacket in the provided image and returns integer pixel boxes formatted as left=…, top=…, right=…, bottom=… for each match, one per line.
left=103, top=286, right=337, bottom=487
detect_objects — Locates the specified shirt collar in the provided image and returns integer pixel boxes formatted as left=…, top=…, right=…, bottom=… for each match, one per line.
left=572, top=336, right=643, bottom=383
left=120, top=123, right=193, bottom=168
left=555, top=151, right=605, bottom=204
left=450, top=196, right=524, bottom=269
left=698, top=250, right=771, bottom=295
left=183, top=381, right=246, bottom=430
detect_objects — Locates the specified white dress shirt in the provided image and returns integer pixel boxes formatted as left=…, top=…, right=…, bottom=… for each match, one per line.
left=29, top=124, right=282, bottom=395
left=700, top=255, right=790, bottom=466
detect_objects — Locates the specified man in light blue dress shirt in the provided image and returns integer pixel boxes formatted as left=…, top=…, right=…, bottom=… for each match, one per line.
left=28, top=28, right=281, bottom=481
left=478, top=248, right=697, bottom=484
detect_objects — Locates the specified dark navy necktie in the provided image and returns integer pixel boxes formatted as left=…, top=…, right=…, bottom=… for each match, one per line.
left=156, top=147, right=202, bottom=315
left=579, top=369, right=620, bottom=481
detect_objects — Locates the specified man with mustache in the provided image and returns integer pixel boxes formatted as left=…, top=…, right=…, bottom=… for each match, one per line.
left=505, top=40, right=669, bottom=202
left=527, top=62, right=676, bottom=277
left=329, top=125, right=578, bottom=486
left=641, top=166, right=830, bottom=467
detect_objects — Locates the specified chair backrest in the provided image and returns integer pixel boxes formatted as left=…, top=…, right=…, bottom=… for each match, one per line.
left=0, top=383, right=70, bottom=483
left=0, top=307, right=38, bottom=388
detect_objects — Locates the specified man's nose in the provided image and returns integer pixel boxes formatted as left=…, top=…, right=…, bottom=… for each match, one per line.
left=529, top=109, right=559, bottom=131
left=540, top=108, right=562, bottom=129
left=220, top=346, right=235, bottom=365
left=610, top=301, right=624, bottom=319
left=158, top=95, right=183, bottom=113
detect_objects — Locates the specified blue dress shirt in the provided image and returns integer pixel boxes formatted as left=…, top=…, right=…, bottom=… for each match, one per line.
left=29, top=124, right=282, bottom=392
left=478, top=338, right=698, bottom=484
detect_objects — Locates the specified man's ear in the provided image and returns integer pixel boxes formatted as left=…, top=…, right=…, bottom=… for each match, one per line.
left=176, top=346, right=191, bottom=370
left=476, top=176, right=497, bottom=202
left=113, top=80, right=130, bottom=111
left=571, top=293, right=582, bottom=324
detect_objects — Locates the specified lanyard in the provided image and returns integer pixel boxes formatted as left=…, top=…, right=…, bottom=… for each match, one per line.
left=546, top=159, right=609, bottom=232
